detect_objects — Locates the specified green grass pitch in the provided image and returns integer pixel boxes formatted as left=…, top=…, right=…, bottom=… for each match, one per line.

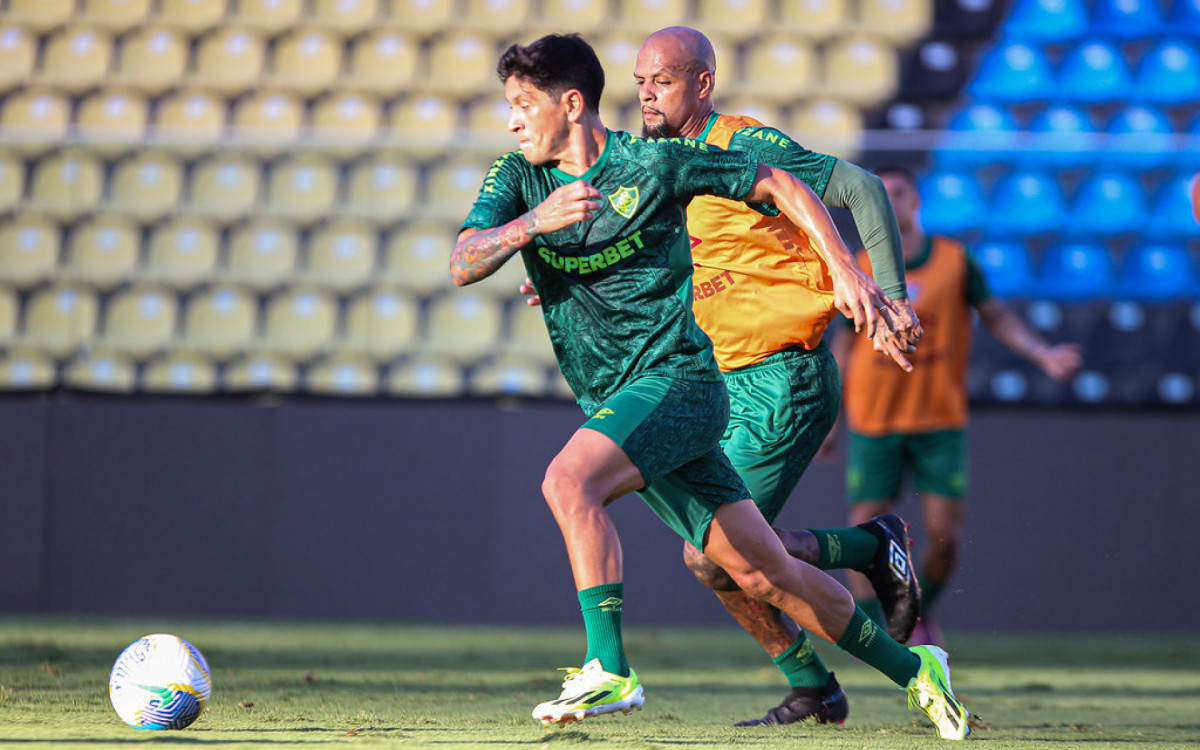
left=1, top=617, right=1197, bottom=748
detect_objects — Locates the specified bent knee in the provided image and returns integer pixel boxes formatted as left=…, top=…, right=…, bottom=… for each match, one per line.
left=682, top=543, right=739, bottom=591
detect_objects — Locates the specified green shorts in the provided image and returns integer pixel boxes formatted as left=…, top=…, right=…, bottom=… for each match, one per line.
left=581, top=375, right=750, bottom=550
left=723, top=343, right=840, bottom=523
left=846, top=428, right=968, bottom=503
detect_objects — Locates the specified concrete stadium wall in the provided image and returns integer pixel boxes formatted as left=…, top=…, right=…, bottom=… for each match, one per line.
left=1, top=395, right=1196, bottom=633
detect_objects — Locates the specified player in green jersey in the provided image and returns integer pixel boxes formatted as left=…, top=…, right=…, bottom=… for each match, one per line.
left=452, top=34, right=969, bottom=740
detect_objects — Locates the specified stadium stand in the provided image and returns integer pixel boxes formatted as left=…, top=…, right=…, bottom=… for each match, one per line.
left=143, top=216, right=222, bottom=291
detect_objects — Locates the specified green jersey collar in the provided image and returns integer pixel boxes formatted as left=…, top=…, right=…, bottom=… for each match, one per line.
left=696, top=112, right=720, bottom=143
left=552, top=129, right=614, bottom=184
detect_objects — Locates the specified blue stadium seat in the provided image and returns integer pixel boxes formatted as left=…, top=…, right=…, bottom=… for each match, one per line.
left=1056, top=39, right=1134, bottom=104
left=967, top=40, right=1056, bottom=102
left=1186, top=115, right=1200, bottom=169
left=916, top=168, right=989, bottom=234
left=1146, top=171, right=1200, bottom=239
left=1003, top=0, right=1089, bottom=41
left=1167, top=0, right=1200, bottom=35
left=1104, top=105, right=1174, bottom=170
left=987, top=169, right=1068, bottom=236
left=1026, top=103, right=1099, bottom=168
left=1091, top=0, right=1164, bottom=38
left=1036, top=241, right=1116, bottom=300
left=937, top=102, right=1021, bottom=166
left=1068, top=170, right=1149, bottom=237
left=1117, top=242, right=1197, bottom=300
left=1134, top=38, right=1200, bottom=105
left=972, top=239, right=1036, bottom=297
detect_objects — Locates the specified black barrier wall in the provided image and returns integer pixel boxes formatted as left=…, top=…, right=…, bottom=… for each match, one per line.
left=1, top=395, right=1197, bottom=632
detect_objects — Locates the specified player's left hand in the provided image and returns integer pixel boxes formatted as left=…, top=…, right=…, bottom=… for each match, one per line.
left=520, top=277, right=542, bottom=306
left=885, top=298, right=923, bottom=349
left=1039, top=343, right=1084, bottom=382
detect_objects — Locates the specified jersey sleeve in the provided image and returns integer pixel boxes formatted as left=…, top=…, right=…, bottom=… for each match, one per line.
left=652, top=140, right=760, bottom=203
left=965, top=250, right=993, bottom=306
left=727, top=126, right=837, bottom=197
left=460, top=152, right=529, bottom=233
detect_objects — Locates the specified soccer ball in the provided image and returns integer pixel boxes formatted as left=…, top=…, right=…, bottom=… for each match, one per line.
left=109, top=633, right=212, bottom=730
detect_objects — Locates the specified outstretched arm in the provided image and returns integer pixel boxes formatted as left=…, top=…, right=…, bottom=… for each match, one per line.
left=977, top=298, right=1083, bottom=381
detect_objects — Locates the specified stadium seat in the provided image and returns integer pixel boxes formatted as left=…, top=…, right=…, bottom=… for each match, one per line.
left=739, top=35, right=816, bottom=101
left=388, top=93, right=459, bottom=154
left=469, top=354, right=549, bottom=397
left=537, top=0, right=609, bottom=34
left=1185, top=115, right=1200, bottom=170
left=1068, top=170, right=1148, bottom=237
left=0, top=89, right=69, bottom=156
left=381, top=220, right=457, bottom=297
left=260, top=286, right=337, bottom=361
left=302, top=219, right=377, bottom=293
left=1022, top=104, right=1098, bottom=169
left=142, top=351, right=218, bottom=393
left=224, top=219, right=299, bottom=291
left=1002, top=0, right=1089, bottom=41
left=158, top=0, right=227, bottom=34
left=153, top=90, right=226, bottom=154
left=387, top=0, right=454, bottom=33
left=189, top=153, right=262, bottom=223
left=503, top=306, right=557, bottom=366
left=696, top=0, right=769, bottom=38
left=112, top=27, right=187, bottom=96
left=345, top=29, right=418, bottom=99
left=1056, top=38, right=1134, bottom=104
left=191, top=27, right=266, bottom=96
left=1146, top=171, right=1200, bottom=239
left=0, top=348, right=56, bottom=390
left=916, top=168, right=988, bottom=235
left=22, top=284, right=99, bottom=359
left=80, top=0, right=151, bottom=33
left=311, top=92, right=382, bottom=158
left=786, top=98, right=864, bottom=160
left=0, top=214, right=60, bottom=290
left=1091, top=0, right=1164, bottom=38
left=716, top=98, right=785, bottom=131
left=897, top=39, right=969, bottom=102
left=1036, top=241, right=1116, bottom=300
left=39, top=25, right=113, bottom=95
left=1135, top=38, right=1200, bottom=105
left=461, top=0, right=533, bottom=34
left=231, top=90, right=303, bottom=155
left=312, top=0, right=379, bottom=34
left=781, top=0, right=848, bottom=39
left=422, top=292, right=503, bottom=364
left=0, top=285, right=17, bottom=348
left=343, top=157, right=419, bottom=223
left=29, top=149, right=104, bottom=220
left=972, top=239, right=1036, bottom=298
left=424, top=158, right=491, bottom=221
left=178, top=285, right=258, bottom=360
left=222, top=352, right=299, bottom=391
left=269, top=28, right=342, bottom=97
left=265, top=154, right=339, bottom=224
left=1105, top=105, right=1174, bottom=170
left=384, top=354, right=465, bottom=397
left=1117, top=242, right=1196, bottom=300
left=613, top=0, right=687, bottom=32
left=75, top=89, right=148, bottom=158
left=0, top=151, right=25, bottom=214
left=0, top=26, right=36, bottom=94
left=109, top=150, right=184, bottom=222
left=232, top=0, right=303, bottom=34
left=144, top=217, right=220, bottom=290
left=820, top=34, right=898, bottom=108
left=305, top=352, right=379, bottom=396
left=424, top=31, right=497, bottom=100
left=599, top=99, right=643, bottom=135
left=340, top=286, right=419, bottom=362
left=64, top=350, right=137, bottom=392
left=987, top=169, right=1068, bottom=236
left=593, top=32, right=643, bottom=106
left=98, top=284, right=179, bottom=360
left=968, top=40, right=1055, bottom=102
left=857, top=0, right=932, bottom=46
left=8, top=0, right=74, bottom=33
left=1168, top=0, right=1200, bottom=34
left=63, top=215, right=140, bottom=291
left=937, top=0, right=1005, bottom=37
left=938, top=102, right=1021, bottom=166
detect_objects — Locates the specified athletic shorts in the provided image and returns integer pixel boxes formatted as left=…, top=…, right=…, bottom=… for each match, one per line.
left=581, top=375, right=750, bottom=550
left=846, top=428, right=968, bottom=503
left=723, top=343, right=840, bottom=523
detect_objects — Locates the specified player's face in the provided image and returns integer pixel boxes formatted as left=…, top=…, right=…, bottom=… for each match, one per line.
left=634, top=47, right=704, bottom=139
left=505, top=76, right=571, bottom=166
left=881, top=173, right=921, bottom=231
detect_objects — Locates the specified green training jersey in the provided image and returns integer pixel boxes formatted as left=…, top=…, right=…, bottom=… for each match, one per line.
left=724, top=124, right=837, bottom=203
left=461, top=129, right=760, bottom=412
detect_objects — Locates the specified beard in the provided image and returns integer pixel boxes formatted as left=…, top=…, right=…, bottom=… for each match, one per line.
left=641, top=117, right=672, bottom=139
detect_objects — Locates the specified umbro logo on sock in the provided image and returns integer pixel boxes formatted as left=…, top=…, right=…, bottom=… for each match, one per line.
left=597, top=597, right=623, bottom=611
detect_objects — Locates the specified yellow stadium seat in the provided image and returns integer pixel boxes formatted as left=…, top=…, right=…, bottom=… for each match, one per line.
left=344, top=156, right=418, bottom=223
left=857, top=0, right=932, bottom=46
left=8, top=0, right=73, bottom=34
left=820, top=34, right=897, bottom=108
left=39, top=26, right=113, bottom=95
left=265, top=155, right=338, bottom=224
left=340, top=286, right=418, bottom=362
left=386, top=0, right=454, bottom=34
left=98, top=284, right=179, bottom=360
left=311, top=92, right=382, bottom=159
left=425, top=31, right=496, bottom=99
left=422, top=291, right=502, bottom=364
left=178, top=284, right=258, bottom=359
left=0, top=26, right=36, bottom=94
left=696, top=0, right=769, bottom=38
left=537, top=0, right=609, bottom=34
left=0, top=285, right=17, bottom=347
left=231, top=0, right=302, bottom=34
left=191, top=27, right=266, bottom=96
left=593, top=32, right=642, bottom=105
left=63, top=215, right=140, bottom=291
left=224, top=218, right=298, bottom=291
left=80, top=0, right=152, bottom=33
left=717, top=96, right=785, bottom=129
left=260, top=285, right=337, bottom=361
left=153, top=90, right=226, bottom=154
left=787, top=98, right=864, bottom=160
left=424, top=157, right=490, bottom=221
left=462, top=0, right=532, bottom=34
left=269, top=28, right=342, bottom=98
left=305, top=352, right=379, bottom=395
left=381, top=220, right=455, bottom=296
left=468, top=354, right=549, bottom=397
left=613, top=0, right=686, bottom=33
left=384, top=354, right=464, bottom=397
left=76, top=89, right=148, bottom=158
left=387, top=93, right=460, bottom=156
left=144, top=216, right=220, bottom=289
left=0, top=348, right=56, bottom=390
left=189, top=152, right=262, bottom=222
left=142, top=351, right=218, bottom=392
left=22, top=284, right=99, bottom=359
left=0, top=214, right=60, bottom=290
left=303, top=218, right=377, bottom=293
left=64, top=349, right=137, bottom=392
left=311, top=0, right=380, bottom=35
left=0, top=151, right=24, bottom=214
left=112, top=27, right=188, bottom=96
left=740, top=35, right=817, bottom=101
left=158, top=0, right=228, bottom=34
left=29, top=149, right=103, bottom=220
left=0, top=89, right=68, bottom=156
left=108, top=150, right=184, bottom=222
left=231, top=90, right=303, bottom=157
left=345, top=29, right=418, bottom=98
left=222, top=352, right=298, bottom=391
left=465, top=95, right=512, bottom=136
left=503, top=305, right=557, bottom=366
left=782, top=0, right=849, bottom=39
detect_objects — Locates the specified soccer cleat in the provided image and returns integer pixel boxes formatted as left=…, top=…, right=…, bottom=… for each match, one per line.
left=734, top=673, right=848, bottom=726
left=861, top=513, right=921, bottom=643
left=532, top=658, right=644, bottom=726
left=906, top=645, right=969, bottom=740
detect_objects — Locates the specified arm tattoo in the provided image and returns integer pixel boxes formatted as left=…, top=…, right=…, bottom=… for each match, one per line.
left=450, top=211, right=540, bottom=286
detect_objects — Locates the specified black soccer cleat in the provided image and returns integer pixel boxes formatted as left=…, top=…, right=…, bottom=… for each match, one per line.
left=860, top=513, right=921, bottom=644
left=734, top=673, right=849, bottom=727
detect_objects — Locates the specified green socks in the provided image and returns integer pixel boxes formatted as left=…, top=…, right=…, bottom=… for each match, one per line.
left=857, top=597, right=887, bottom=628
left=774, top=632, right=831, bottom=689
left=810, top=526, right=879, bottom=571
left=578, top=583, right=629, bottom=677
left=835, top=607, right=921, bottom=687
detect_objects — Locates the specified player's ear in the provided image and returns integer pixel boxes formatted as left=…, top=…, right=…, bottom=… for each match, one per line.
left=696, top=70, right=715, bottom=101
left=562, top=89, right=585, bottom=123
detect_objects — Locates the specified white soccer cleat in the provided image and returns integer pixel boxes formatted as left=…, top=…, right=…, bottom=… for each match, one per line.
left=532, top=658, right=645, bottom=726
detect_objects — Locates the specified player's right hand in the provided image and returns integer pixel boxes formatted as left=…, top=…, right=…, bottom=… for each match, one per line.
left=520, top=277, right=542, bottom=306
left=534, top=181, right=603, bottom=235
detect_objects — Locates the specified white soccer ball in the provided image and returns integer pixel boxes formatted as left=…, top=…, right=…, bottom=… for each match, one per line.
left=109, top=633, right=212, bottom=730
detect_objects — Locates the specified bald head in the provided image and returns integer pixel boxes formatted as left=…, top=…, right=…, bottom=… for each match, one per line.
left=635, top=27, right=717, bottom=140
left=640, top=26, right=716, bottom=77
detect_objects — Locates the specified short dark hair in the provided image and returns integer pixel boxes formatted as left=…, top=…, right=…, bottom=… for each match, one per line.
left=497, top=34, right=604, bottom=113
left=874, top=164, right=918, bottom=186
